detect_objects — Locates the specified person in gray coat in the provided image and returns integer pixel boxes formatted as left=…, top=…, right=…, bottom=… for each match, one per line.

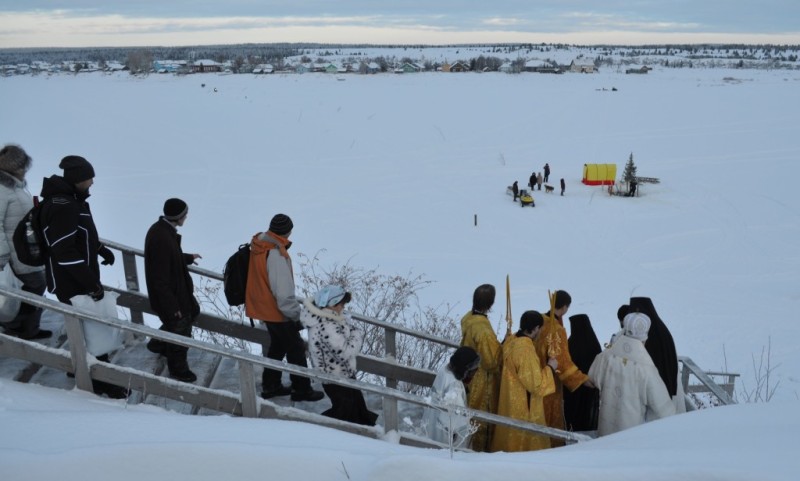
left=0, top=145, right=50, bottom=339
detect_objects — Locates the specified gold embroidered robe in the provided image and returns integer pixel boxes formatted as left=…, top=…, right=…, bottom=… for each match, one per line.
left=460, top=311, right=501, bottom=452
left=491, top=335, right=555, bottom=452
left=534, top=312, right=589, bottom=444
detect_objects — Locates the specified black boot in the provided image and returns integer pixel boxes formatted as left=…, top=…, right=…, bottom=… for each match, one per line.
left=147, top=338, right=166, bottom=355
left=91, top=354, right=131, bottom=398
left=166, top=349, right=197, bottom=383
left=92, top=379, right=130, bottom=399
left=291, top=387, right=325, bottom=402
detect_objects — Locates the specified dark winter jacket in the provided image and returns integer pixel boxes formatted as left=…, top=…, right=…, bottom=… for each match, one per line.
left=144, top=217, right=199, bottom=321
left=39, top=175, right=101, bottom=302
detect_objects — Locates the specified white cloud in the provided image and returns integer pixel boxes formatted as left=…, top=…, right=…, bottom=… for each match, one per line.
left=1, top=9, right=799, bottom=47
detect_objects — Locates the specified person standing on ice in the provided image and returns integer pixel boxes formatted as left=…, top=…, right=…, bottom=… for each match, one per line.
left=560, top=178, right=566, bottom=196
left=425, top=346, right=480, bottom=449
left=511, top=181, right=519, bottom=201
left=246, top=213, right=324, bottom=402
left=144, top=198, right=202, bottom=383
left=39, top=155, right=127, bottom=398
left=543, top=163, right=551, bottom=183
left=588, top=312, right=676, bottom=436
left=536, top=172, right=543, bottom=191
left=459, top=283, right=501, bottom=452
left=0, top=144, right=50, bottom=340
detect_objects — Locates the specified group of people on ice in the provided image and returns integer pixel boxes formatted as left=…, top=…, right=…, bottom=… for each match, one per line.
left=430, top=285, right=685, bottom=452
left=511, top=162, right=566, bottom=202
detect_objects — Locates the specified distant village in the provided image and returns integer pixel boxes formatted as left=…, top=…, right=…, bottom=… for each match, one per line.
left=1, top=56, right=641, bottom=76
left=2, top=43, right=797, bottom=76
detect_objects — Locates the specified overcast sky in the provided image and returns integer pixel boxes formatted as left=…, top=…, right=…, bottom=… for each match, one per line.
left=1, top=1, right=799, bottom=48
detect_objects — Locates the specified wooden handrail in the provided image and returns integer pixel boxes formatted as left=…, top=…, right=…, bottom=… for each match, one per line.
left=678, top=356, right=736, bottom=405
left=4, top=238, right=734, bottom=444
left=0, top=284, right=590, bottom=445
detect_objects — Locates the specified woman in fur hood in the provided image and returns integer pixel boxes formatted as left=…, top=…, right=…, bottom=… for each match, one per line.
left=0, top=144, right=49, bottom=339
left=300, top=285, right=378, bottom=426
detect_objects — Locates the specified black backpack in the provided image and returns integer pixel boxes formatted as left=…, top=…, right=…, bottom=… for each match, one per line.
left=223, top=243, right=251, bottom=306
left=12, top=196, right=46, bottom=267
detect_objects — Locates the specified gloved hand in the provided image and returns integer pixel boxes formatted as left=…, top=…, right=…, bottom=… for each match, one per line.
left=98, top=246, right=115, bottom=266
left=90, top=285, right=105, bottom=301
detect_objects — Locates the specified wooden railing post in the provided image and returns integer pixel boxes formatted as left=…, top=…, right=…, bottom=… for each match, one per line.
left=121, top=251, right=144, bottom=325
left=681, top=360, right=690, bottom=394
left=238, top=360, right=259, bottom=418
left=63, top=314, right=94, bottom=393
left=383, top=328, right=398, bottom=432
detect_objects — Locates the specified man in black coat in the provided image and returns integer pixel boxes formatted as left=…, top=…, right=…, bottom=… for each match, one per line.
left=40, top=156, right=113, bottom=303
left=144, top=198, right=202, bottom=383
left=39, top=155, right=126, bottom=398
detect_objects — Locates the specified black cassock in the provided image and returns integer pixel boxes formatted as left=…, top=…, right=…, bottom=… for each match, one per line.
left=563, top=314, right=601, bottom=432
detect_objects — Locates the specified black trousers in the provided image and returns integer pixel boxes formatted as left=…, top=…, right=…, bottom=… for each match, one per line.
left=156, top=314, right=193, bottom=356
left=322, top=382, right=378, bottom=426
left=262, top=321, right=312, bottom=391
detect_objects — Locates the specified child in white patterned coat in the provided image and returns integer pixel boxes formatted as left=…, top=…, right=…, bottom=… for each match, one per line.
left=300, top=285, right=378, bottom=426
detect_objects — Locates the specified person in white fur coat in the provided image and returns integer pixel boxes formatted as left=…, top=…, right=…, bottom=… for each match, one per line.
left=588, top=312, right=675, bottom=436
left=0, top=145, right=50, bottom=339
left=300, top=285, right=378, bottom=426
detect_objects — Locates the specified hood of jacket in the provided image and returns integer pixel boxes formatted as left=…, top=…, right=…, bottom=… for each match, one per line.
left=302, top=296, right=346, bottom=323
left=41, top=175, right=88, bottom=201
left=250, top=231, right=290, bottom=258
left=0, top=146, right=32, bottom=177
left=0, top=170, right=25, bottom=189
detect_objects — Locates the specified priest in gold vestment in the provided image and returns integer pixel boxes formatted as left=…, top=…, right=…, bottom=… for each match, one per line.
left=460, top=284, right=501, bottom=452
left=533, top=290, right=593, bottom=446
left=492, top=311, right=557, bottom=452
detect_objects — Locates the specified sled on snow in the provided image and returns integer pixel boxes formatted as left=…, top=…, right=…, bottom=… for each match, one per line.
left=507, top=186, right=535, bottom=207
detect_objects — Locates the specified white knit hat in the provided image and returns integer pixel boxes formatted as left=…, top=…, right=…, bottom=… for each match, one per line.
left=623, top=312, right=651, bottom=341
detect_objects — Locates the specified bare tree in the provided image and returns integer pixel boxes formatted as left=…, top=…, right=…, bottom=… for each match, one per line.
left=126, top=49, right=153, bottom=74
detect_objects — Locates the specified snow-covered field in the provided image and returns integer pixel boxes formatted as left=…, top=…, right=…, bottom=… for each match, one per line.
left=1, top=61, right=799, bottom=479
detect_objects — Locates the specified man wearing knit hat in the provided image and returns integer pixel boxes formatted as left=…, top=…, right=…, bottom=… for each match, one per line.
left=245, top=213, right=324, bottom=402
left=144, top=198, right=202, bottom=383
left=588, top=312, right=675, bottom=436
left=39, top=155, right=127, bottom=398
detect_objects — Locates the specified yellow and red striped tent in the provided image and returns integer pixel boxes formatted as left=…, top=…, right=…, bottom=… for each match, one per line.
left=582, top=163, right=616, bottom=186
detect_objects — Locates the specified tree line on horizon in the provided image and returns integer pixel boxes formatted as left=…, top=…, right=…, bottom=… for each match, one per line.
left=1, top=43, right=798, bottom=74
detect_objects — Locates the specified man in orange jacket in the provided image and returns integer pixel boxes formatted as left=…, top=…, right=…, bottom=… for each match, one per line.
left=245, top=213, right=323, bottom=402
